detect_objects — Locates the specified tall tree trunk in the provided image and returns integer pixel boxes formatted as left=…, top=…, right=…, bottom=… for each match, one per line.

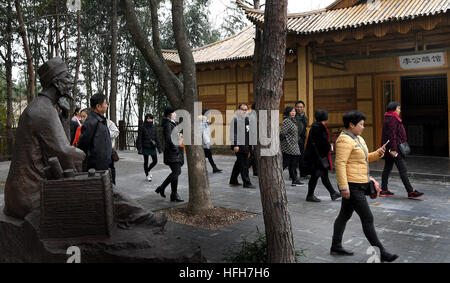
left=254, top=0, right=295, bottom=262
left=109, top=0, right=118, bottom=124
left=171, top=0, right=212, bottom=213
left=6, top=0, right=14, bottom=156
left=15, top=0, right=35, bottom=102
left=73, top=10, right=81, bottom=108
left=55, top=0, right=60, bottom=57
left=48, top=17, right=53, bottom=59
left=121, top=0, right=212, bottom=214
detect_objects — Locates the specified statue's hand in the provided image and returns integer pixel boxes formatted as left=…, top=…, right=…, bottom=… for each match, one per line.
left=74, top=147, right=86, bottom=161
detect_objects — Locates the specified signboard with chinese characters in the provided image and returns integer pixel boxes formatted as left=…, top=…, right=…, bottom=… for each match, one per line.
left=398, top=52, right=446, bottom=70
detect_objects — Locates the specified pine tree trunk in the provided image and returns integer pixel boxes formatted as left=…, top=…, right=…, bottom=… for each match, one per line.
left=6, top=0, right=14, bottom=156
left=73, top=10, right=81, bottom=106
left=254, top=0, right=295, bottom=263
left=15, top=0, right=35, bottom=102
left=110, top=0, right=118, bottom=123
left=55, top=0, right=59, bottom=57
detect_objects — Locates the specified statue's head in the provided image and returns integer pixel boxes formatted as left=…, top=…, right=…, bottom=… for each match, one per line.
left=38, top=57, right=74, bottom=100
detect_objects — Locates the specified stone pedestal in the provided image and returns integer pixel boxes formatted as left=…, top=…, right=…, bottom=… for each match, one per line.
left=0, top=205, right=205, bottom=263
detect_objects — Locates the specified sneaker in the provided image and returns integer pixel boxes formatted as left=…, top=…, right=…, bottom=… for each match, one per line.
left=146, top=174, right=152, bottom=182
left=379, top=190, right=394, bottom=197
left=408, top=190, right=424, bottom=199
left=291, top=180, right=304, bottom=187
left=243, top=184, right=255, bottom=189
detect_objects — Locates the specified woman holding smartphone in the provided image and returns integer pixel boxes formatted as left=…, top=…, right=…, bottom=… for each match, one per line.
left=331, top=110, right=398, bottom=262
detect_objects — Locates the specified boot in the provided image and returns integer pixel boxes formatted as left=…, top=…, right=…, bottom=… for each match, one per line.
left=170, top=192, right=184, bottom=202
left=331, top=191, right=342, bottom=201
left=306, top=195, right=321, bottom=202
left=155, top=186, right=166, bottom=198
left=330, top=246, right=354, bottom=256
left=330, top=240, right=354, bottom=256
left=213, top=166, right=223, bottom=173
left=380, top=251, right=399, bottom=262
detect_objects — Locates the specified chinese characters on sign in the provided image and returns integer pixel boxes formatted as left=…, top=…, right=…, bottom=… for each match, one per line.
left=399, top=52, right=446, bottom=69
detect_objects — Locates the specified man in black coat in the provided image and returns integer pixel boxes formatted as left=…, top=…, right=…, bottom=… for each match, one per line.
left=78, top=93, right=113, bottom=179
left=229, top=104, right=254, bottom=188
left=295, top=100, right=308, bottom=178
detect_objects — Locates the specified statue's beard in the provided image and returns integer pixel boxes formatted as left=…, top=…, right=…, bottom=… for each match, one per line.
left=53, top=75, right=74, bottom=100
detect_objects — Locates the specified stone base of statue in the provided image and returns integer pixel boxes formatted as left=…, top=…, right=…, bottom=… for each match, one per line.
left=0, top=204, right=205, bottom=263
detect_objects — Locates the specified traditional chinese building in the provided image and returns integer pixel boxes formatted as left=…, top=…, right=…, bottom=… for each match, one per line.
left=164, top=0, right=450, bottom=156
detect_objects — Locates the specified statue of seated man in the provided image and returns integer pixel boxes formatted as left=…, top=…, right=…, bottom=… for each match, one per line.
left=4, top=57, right=167, bottom=229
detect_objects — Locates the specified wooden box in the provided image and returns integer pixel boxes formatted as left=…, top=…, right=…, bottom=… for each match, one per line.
left=40, top=170, right=114, bottom=239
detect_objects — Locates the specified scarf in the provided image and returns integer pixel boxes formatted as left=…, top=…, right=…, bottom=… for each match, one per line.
left=385, top=111, right=402, bottom=122
left=321, top=121, right=333, bottom=171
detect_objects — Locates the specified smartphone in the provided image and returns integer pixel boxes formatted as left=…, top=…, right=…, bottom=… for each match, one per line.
left=383, top=140, right=390, bottom=147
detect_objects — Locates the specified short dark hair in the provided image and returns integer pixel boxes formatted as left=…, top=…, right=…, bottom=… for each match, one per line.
left=164, top=107, right=175, bottom=117
left=238, top=103, right=248, bottom=110
left=202, top=109, right=209, bottom=116
left=283, top=106, right=295, bottom=117
left=314, top=109, right=328, bottom=122
left=90, top=93, right=106, bottom=109
left=295, top=100, right=305, bottom=107
left=251, top=103, right=256, bottom=110
left=80, top=108, right=89, bottom=114
left=145, top=113, right=153, bottom=120
left=386, top=101, right=401, bottom=112
left=343, top=110, right=366, bottom=128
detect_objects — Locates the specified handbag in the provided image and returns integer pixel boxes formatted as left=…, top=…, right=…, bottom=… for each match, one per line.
left=366, top=177, right=381, bottom=199
left=112, top=149, right=120, bottom=162
left=398, top=142, right=410, bottom=156
left=312, top=141, right=330, bottom=170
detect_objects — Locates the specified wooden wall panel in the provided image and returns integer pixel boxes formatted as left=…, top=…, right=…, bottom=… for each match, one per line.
left=313, top=88, right=356, bottom=112
left=237, top=67, right=252, bottom=82
left=199, top=85, right=225, bottom=96
left=315, top=76, right=354, bottom=90
left=285, top=62, right=297, bottom=79
left=226, top=84, right=236, bottom=104
left=284, top=80, right=298, bottom=102
left=197, top=69, right=235, bottom=84
left=361, top=126, right=374, bottom=151
left=237, top=83, right=249, bottom=103
left=357, top=76, right=373, bottom=99
left=357, top=101, right=374, bottom=124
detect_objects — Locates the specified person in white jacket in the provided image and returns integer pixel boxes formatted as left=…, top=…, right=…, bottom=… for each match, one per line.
left=200, top=109, right=222, bottom=173
left=107, top=118, right=120, bottom=184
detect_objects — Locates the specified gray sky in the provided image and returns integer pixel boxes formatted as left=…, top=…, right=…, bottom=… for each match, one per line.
left=209, top=0, right=336, bottom=29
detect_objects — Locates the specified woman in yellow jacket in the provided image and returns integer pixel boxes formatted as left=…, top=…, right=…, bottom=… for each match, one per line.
left=331, top=110, right=398, bottom=262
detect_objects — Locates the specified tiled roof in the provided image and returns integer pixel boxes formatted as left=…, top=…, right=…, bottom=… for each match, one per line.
left=238, top=0, right=450, bottom=35
left=163, top=25, right=255, bottom=64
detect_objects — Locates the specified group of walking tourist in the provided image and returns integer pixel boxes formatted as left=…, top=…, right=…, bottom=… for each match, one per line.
left=68, top=93, right=424, bottom=263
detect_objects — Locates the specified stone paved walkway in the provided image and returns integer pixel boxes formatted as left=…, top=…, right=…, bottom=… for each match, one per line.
left=0, top=151, right=449, bottom=263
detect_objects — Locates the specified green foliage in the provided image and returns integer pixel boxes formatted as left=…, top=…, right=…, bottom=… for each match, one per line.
left=219, top=0, right=249, bottom=38
left=223, top=227, right=307, bottom=263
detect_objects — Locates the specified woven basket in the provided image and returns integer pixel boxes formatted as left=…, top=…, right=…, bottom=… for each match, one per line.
left=40, top=170, right=113, bottom=239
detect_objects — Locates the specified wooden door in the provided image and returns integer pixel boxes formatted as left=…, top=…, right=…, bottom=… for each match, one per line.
left=374, top=76, right=401, bottom=147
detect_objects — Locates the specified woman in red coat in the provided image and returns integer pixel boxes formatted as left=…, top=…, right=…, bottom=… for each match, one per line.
left=380, top=102, right=424, bottom=199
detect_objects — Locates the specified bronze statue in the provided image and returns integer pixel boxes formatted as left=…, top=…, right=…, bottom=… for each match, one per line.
left=4, top=57, right=166, bottom=229
left=3, top=57, right=85, bottom=219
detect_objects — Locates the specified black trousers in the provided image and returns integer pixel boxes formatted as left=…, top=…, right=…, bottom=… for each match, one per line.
left=230, top=152, right=251, bottom=186
left=332, top=183, right=385, bottom=253
left=283, top=153, right=299, bottom=181
left=307, top=169, right=336, bottom=197
left=249, top=148, right=258, bottom=175
left=298, top=140, right=306, bottom=177
left=160, top=162, right=182, bottom=194
left=143, top=154, right=158, bottom=175
left=381, top=156, right=413, bottom=193
left=204, top=148, right=218, bottom=170
left=110, top=162, right=116, bottom=185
